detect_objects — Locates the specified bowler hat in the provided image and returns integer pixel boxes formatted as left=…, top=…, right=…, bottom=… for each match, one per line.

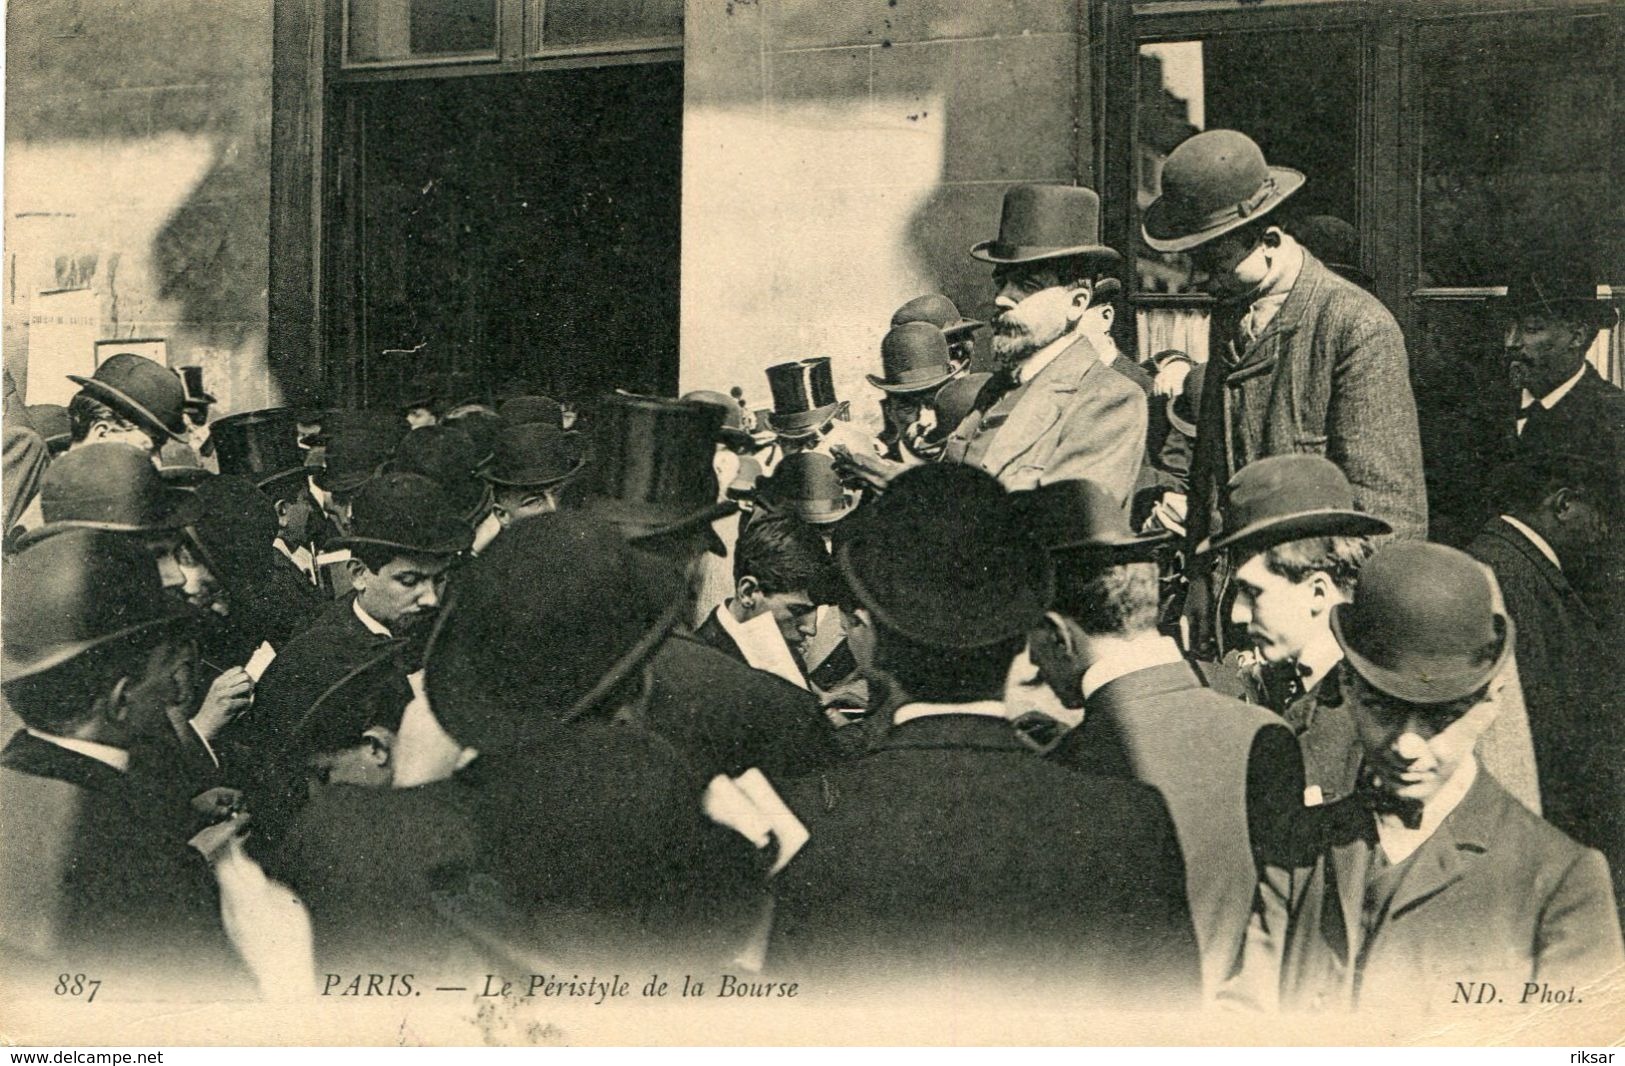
left=929, top=372, right=995, bottom=436
left=890, top=293, right=984, bottom=339
left=424, top=513, right=685, bottom=752
left=15, top=443, right=199, bottom=549
left=26, top=404, right=71, bottom=452
left=1165, top=361, right=1206, bottom=439
left=970, top=184, right=1123, bottom=265
left=764, top=358, right=843, bottom=437
left=577, top=392, right=737, bottom=552
left=1013, top=478, right=1171, bottom=559
left=177, top=365, right=215, bottom=408
left=314, top=411, right=403, bottom=495
left=758, top=451, right=860, bottom=525
left=1331, top=542, right=1513, bottom=705
left=481, top=422, right=585, bottom=488
left=184, top=475, right=281, bottom=588
left=867, top=322, right=958, bottom=395
left=837, top=464, right=1052, bottom=649
left=156, top=440, right=212, bottom=487
left=1198, top=454, right=1391, bottom=556
left=680, top=389, right=760, bottom=449
left=389, top=425, right=490, bottom=523
left=1142, top=130, right=1305, bottom=253
left=332, top=472, right=473, bottom=557
left=68, top=354, right=188, bottom=443
left=444, top=407, right=501, bottom=465
left=499, top=394, right=566, bottom=429
left=1497, top=265, right=1619, bottom=332
left=211, top=407, right=305, bottom=491
left=2, top=528, right=195, bottom=683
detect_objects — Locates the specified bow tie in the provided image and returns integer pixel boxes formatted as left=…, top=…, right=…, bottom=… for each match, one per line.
left=1357, top=770, right=1424, bottom=830
left=1262, top=660, right=1312, bottom=713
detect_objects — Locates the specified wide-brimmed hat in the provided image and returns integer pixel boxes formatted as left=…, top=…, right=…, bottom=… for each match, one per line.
left=498, top=394, right=566, bottom=429
left=14, top=443, right=200, bottom=549
left=313, top=411, right=403, bottom=495
left=890, top=293, right=984, bottom=339
left=2, top=528, right=196, bottom=683
left=757, top=451, right=861, bottom=525
left=1012, top=478, right=1172, bottom=560
left=867, top=322, right=959, bottom=395
left=424, top=513, right=686, bottom=752
left=177, top=365, right=215, bottom=408
left=1497, top=265, right=1619, bottom=332
left=68, top=354, right=188, bottom=443
left=837, top=464, right=1052, bottom=649
left=763, top=358, right=842, bottom=437
left=1142, top=130, right=1305, bottom=253
left=970, top=184, right=1123, bottom=266
left=1331, top=542, right=1513, bottom=704
left=26, top=404, right=71, bottom=453
left=481, top=422, right=585, bottom=488
left=211, top=407, right=305, bottom=492
left=331, top=472, right=473, bottom=557
left=444, top=407, right=502, bottom=465
left=1198, top=454, right=1391, bottom=556
left=577, top=392, right=737, bottom=553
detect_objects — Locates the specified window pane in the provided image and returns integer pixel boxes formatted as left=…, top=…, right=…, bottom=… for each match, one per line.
left=348, top=0, right=498, bottom=63
left=1135, top=32, right=1361, bottom=295
left=540, top=0, right=681, bottom=50
left=1419, top=14, right=1620, bottom=286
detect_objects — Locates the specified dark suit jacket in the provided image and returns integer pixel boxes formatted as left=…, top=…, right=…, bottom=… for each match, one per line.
left=1514, top=364, right=1625, bottom=474
left=770, top=713, right=1202, bottom=1004
left=694, top=606, right=748, bottom=666
left=1052, top=661, right=1304, bottom=993
left=1244, top=767, right=1623, bottom=1013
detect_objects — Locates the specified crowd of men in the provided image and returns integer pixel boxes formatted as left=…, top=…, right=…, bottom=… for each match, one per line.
left=1, top=129, right=1622, bottom=1014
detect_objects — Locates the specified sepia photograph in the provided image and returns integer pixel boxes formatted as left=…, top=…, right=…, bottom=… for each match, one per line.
left=0, top=0, right=1621, bottom=1051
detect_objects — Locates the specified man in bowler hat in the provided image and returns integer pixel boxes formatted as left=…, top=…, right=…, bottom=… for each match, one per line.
left=867, top=322, right=964, bottom=464
left=472, top=420, right=584, bottom=553
left=66, top=354, right=190, bottom=459
left=1235, top=543, right=1622, bottom=1012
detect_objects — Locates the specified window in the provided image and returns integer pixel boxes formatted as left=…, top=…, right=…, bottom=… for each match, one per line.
left=346, top=0, right=501, bottom=65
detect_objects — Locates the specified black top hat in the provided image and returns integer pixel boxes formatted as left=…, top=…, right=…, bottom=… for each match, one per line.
left=25, top=404, right=71, bottom=452
left=1012, top=478, right=1172, bottom=560
left=764, top=358, right=842, bottom=437
left=211, top=407, right=305, bottom=491
left=890, top=293, right=984, bottom=339
left=2, top=528, right=196, bottom=683
left=758, top=451, right=860, bottom=525
left=837, top=464, right=1052, bottom=649
left=1331, top=542, right=1513, bottom=705
left=867, top=322, right=959, bottom=396
left=389, top=425, right=490, bottom=523
left=577, top=393, right=738, bottom=550
left=424, top=513, right=685, bottom=752
left=1142, top=130, right=1305, bottom=254
left=1497, top=265, right=1619, bottom=332
left=481, top=422, right=585, bottom=489
left=177, top=365, right=215, bottom=408
left=331, top=472, right=473, bottom=558
left=314, top=412, right=403, bottom=495
left=499, top=394, right=566, bottom=429
left=970, top=184, right=1123, bottom=266
left=68, top=354, right=188, bottom=443
left=15, top=443, right=200, bottom=550
left=1198, top=454, right=1391, bottom=556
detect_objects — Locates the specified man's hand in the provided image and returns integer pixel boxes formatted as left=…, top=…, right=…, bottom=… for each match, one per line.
left=194, top=666, right=254, bottom=742
left=1146, top=491, right=1188, bottom=538
left=830, top=444, right=906, bottom=492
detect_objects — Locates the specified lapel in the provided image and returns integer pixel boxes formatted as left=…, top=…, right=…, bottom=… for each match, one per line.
left=1481, top=519, right=1595, bottom=625
left=977, top=335, right=1101, bottom=477
left=1226, top=251, right=1326, bottom=385
left=872, top=713, right=1027, bottom=756
left=1385, top=768, right=1501, bottom=919
left=1322, top=799, right=1373, bottom=961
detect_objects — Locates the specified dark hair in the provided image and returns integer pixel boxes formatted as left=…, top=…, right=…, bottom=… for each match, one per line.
left=733, top=512, right=830, bottom=595
left=350, top=544, right=403, bottom=574
left=1254, top=535, right=1376, bottom=598
left=2, top=633, right=162, bottom=734
left=874, top=622, right=1024, bottom=704
left=67, top=392, right=140, bottom=444
left=1054, top=559, right=1160, bottom=637
left=1498, top=451, right=1619, bottom=521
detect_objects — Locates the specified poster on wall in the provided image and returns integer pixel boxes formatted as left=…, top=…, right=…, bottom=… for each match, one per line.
left=23, top=287, right=98, bottom=406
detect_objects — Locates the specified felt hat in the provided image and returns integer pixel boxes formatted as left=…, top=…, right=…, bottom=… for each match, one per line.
left=389, top=424, right=490, bottom=523
left=1331, top=542, right=1513, bottom=704
left=576, top=392, right=737, bottom=553
left=424, top=513, right=686, bottom=752
left=444, top=407, right=502, bottom=465
left=929, top=372, right=995, bottom=436
left=331, top=472, right=473, bottom=557
left=211, top=407, right=305, bottom=491
left=1165, top=361, right=1206, bottom=439
left=1142, top=130, right=1305, bottom=253
left=15, top=443, right=199, bottom=549
left=836, top=463, right=1052, bottom=649
left=2, top=528, right=196, bottom=683
left=1288, top=215, right=1371, bottom=288
left=970, top=184, right=1123, bottom=265
left=867, top=322, right=959, bottom=395
left=156, top=441, right=212, bottom=488
left=481, top=422, right=585, bottom=488
left=763, top=358, right=842, bottom=438
left=1198, top=454, right=1391, bottom=556
left=890, top=293, right=984, bottom=339
left=313, top=411, right=403, bottom=495
left=26, top=404, right=71, bottom=453
left=757, top=451, right=861, bottom=525
left=68, top=354, right=188, bottom=443
left=680, top=389, right=759, bottom=449
left=177, top=365, right=215, bottom=408
left=183, top=474, right=282, bottom=587
left=498, top=394, right=566, bottom=429
left=1497, top=264, right=1619, bottom=332
left=1012, top=478, right=1172, bottom=559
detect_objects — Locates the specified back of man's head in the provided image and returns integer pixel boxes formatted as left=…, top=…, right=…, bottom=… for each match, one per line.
left=1054, top=558, right=1160, bottom=638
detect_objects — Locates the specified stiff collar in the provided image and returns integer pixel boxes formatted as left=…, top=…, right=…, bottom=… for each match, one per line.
left=1080, top=635, right=1186, bottom=701
left=715, top=603, right=809, bottom=690
left=352, top=597, right=394, bottom=638
left=24, top=729, right=129, bottom=773
left=1522, top=361, right=1589, bottom=413
left=1239, top=235, right=1305, bottom=340
left=892, top=699, right=1008, bottom=727
left=1499, top=515, right=1562, bottom=572
left=1373, top=756, right=1478, bottom=864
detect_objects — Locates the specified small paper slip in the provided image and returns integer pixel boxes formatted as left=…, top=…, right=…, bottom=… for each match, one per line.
left=702, top=770, right=810, bottom=876
left=315, top=549, right=352, bottom=567
left=733, top=768, right=809, bottom=875
left=244, top=642, right=278, bottom=682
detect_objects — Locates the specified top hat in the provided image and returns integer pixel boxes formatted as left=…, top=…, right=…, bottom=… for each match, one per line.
left=1287, top=215, right=1371, bottom=288
left=763, top=358, right=843, bottom=438
left=424, top=513, right=685, bottom=752
left=1497, top=265, right=1619, bottom=332
left=757, top=451, right=860, bottom=525
left=499, top=394, right=566, bottom=429
left=1013, top=478, right=1172, bottom=559
left=332, top=472, right=473, bottom=558
left=68, top=354, right=188, bottom=443
left=15, top=443, right=200, bottom=549
left=1165, top=361, right=1206, bottom=439
left=578, top=392, right=737, bottom=552
left=2, top=528, right=196, bottom=683
left=156, top=440, right=212, bottom=488
left=970, top=184, right=1123, bottom=266
left=177, top=365, right=215, bottom=408
left=1142, top=130, right=1305, bottom=254
left=867, top=322, right=959, bottom=396
left=1331, top=542, right=1513, bottom=705
left=890, top=294, right=984, bottom=339
left=680, top=389, right=761, bottom=449
left=314, top=412, right=403, bottom=495
left=1198, top=454, right=1391, bottom=556
left=389, top=425, right=490, bottom=523
left=211, top=407, right=306, bottom=491
left=481, top=422, right=585, bottom=489
left=836, top=464, right=1052, bottom=649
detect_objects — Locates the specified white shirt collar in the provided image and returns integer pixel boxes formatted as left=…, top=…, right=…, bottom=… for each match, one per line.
left=1240, top=236, right=1304, bottom=340
left=352, top=597, right=394, bottom=637
left=892, top=699, right=1008, bottom=727
left=715, top=604, right=809, bottom=690
left=1080, top=634, right=1187, bottom=701
left=1521, top=361, right=1588, bottom=412
left=1374, top=756, right=1478, bottom=864
left=1014, top=329, right=1081, bottom=385
left=26, top=729, right=130, bottom=773
left=1499, top=515, right=1562, bottom=572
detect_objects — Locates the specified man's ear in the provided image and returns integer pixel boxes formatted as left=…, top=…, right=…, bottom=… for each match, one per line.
left=361, top=726, right=396, bottom=767
left=1305, top=571, right=1340, bottom=615
left=346, top=557, right=370, bottom=590
left=1549, top=486, right=1578, bottom=521
left=1262, top=225, right=1285, bottom=249
left=736, top=574, right=760, bottom=606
